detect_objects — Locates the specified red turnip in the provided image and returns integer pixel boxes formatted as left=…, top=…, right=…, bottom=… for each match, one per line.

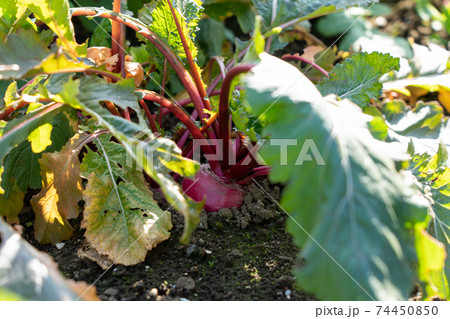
left=182, top=164, right=245, bottom=212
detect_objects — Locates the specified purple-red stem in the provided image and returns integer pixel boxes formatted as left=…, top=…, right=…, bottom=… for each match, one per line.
left=111, top=0, right=125, bottom=75
left=219, top=64, right=254, bottom=169
left=177, top=90, right=220, bottom=107
left=166, top=0, right=211, bottom=113
left=139, top=99, right=158, bottom=133
left=159, top=59, right=168, bottom=126
left=140, top=90, right=222, bottom=173
left=282, top=55, right=329, bottom=78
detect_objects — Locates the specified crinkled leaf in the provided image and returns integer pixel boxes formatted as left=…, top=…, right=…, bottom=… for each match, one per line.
left=230, top=90, right=263, bottom=142
left=0, top=183, right=24, bottom=224
left=81, top=136, right=172, bottom=265
left=19, top=0, right=78, bottom=56
left=243, top=54, right=428, bottom=300
left=31, top=133, right=87, bottom=244
left=138, top=0, right=201, bottom=68
left=317, top=52, right=400, bottom=108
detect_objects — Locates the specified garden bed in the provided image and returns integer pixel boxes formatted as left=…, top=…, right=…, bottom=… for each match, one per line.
left=21, top=181, right=314, bottom=301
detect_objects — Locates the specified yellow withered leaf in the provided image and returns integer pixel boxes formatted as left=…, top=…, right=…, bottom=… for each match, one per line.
left=31, top=133, right=86, bottom=244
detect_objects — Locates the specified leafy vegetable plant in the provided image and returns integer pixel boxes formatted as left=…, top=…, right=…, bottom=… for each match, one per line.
left=0, top=0, right=448, bottom=301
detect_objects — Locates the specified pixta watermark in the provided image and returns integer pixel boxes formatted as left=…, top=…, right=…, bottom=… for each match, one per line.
left=125, top=129, right=326, bottom=170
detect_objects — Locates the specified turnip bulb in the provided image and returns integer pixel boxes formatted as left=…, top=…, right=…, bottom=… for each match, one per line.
left=182, top=164, right=245, bottom=212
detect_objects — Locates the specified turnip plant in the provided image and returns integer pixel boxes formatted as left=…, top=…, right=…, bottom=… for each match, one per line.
left=0, top=0, right=448, bottom=301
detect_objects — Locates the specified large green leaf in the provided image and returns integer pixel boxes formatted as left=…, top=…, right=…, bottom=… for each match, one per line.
left=317, top=52, right=400, bottom=108
left=80, top=135, right=172, bottom=265
left=18, top=0, right=79, bottom=56
left=43, top=75, right=202, bottom=244
left=243, top=54, right=428, bottom=300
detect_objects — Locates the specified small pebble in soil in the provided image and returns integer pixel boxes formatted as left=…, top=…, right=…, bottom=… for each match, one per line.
left=230, top=249, right=243, bottom=258
left=176, top=276, right=196, bottom=291
left=104, top=288, right=119, bottom=296
left=149, top=288, right=158, bottom=297
left=285, top=289, right=292, bottom=300
left=205, top=249, right=212, bottom=254
left=189, top=266, right=199, bottom=274
left=55, top=242, right=65, bottom=250
left=186, top=244, right=197, bottom=257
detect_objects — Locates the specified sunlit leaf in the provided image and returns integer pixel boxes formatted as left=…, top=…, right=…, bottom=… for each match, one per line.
left=318, top=52, right=400, bottom=108
left=81, top=135, right=172, bottom=265
left=243, top=53, right=428, bottom=300
left=19, top=0, right=79, bottom=57
left=0, top=183, right=24, bottom=224
left=31, top=133, right=86, bottom=244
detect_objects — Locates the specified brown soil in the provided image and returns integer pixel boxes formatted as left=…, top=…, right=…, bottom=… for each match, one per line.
left=19, top=180, right=315, bottom=301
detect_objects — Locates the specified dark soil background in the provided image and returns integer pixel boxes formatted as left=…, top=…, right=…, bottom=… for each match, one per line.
left=20, top=180, right=315, bottom=301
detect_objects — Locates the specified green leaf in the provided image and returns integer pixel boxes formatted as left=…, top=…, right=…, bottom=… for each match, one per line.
left=204, top=0, right=255, bottom=33
left=196, top=18, right=226, bottom=58
left=89, top=18, right=111, bottom=47
left=317, top=52, right=400, bottom=108
left=0, top=103, right=66, bottom=194
left=19, top=0, right=79, bottom=57
left=81, top=135, right=172, bottom=265
left=31, top=133, right=87, bottom=244
left=230, top=90, right=263, bottom=142
left=243, top=54, right=428, bottom=300
left=0, top=30, right=50, bottom=80
left=138, top=0, right=202, bottom=67
left=1, top=110, right=76, bottom=196
left=0, top=0, right=32, bottom=36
